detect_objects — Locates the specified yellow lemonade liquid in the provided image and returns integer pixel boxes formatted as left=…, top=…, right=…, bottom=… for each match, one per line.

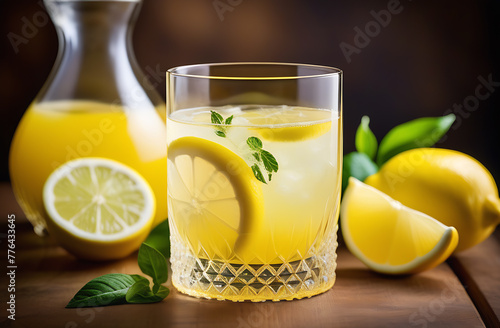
left=167, top=105, right=341, bottom=301
left=10, top=101, right=167, bottom=234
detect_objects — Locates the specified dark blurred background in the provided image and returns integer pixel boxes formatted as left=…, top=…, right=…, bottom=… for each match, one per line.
left=1, top=0, right=499, bottom=181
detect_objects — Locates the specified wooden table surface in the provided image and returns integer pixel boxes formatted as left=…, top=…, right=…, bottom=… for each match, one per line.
left=1, top=183, right=499, bottom=328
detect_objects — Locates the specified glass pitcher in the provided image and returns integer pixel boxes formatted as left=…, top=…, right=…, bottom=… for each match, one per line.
left=9, top=0, right=167, bottom=236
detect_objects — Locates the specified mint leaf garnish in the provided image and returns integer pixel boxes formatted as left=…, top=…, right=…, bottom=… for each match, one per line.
left=260, top=149, right=278, bottom=173
left=66, top=273, right=143, bottom=308
left=209, top=110, right=280, bottom=184
left=247, top=136, right=263, bottom=150
left=246, top=136, right=279, bottom=183
left=210, top=110, right=224, bottom=124
left=251, top=164, right=266, bottom=184
left=215, top=130, right=226, bottom=138
left=211, top=110, right=233, bottom=138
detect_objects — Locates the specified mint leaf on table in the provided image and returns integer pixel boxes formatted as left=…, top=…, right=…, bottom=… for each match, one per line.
left=144, top=219, right=170, bottom=259
left=126, top=276, right=170, bottom=304
left=355, top=116, right=378, bottom=160
left=137, top=243, right=168, bottom=294
left=66, top=273, right=143, bottom=308
left=67, top=222, right=171, bottom=308
left=376, top=114, right=456, bottom=166
left=342, top=152, right=378, bottom=193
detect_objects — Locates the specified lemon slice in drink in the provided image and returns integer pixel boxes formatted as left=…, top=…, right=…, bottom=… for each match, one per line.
left=167, top=137, right=263, bottom=262
left=340, top=178, right=458, bottom=274
left=43, top=158, right=156, bottom=261
left=242, top=107, right=332, bottom=142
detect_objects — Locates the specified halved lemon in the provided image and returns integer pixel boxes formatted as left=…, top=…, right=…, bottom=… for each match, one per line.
left=242, top=107, right=332, bottom=142
left=167, top=137, right=263, bottom=262
left=340, top=177, right=458, bottom=274
left=43, top=158, right=156, bottom=261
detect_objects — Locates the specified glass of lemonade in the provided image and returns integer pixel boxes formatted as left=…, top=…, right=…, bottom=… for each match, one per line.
left=166, top=63, right=342, bottom=301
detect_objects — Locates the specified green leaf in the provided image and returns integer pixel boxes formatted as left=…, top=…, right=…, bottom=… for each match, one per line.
left=342, top=152, right=378, bottom=193
left=376, top=114, right=456, bottom=166
left=144, top=219, right=170, bottom=259
left=126, top=277, right=169, bottom=304
left=251, top=164, right=266, bottom=184
left=210, top=110, right=224, bottom=125
left=66, top=273, right=142, bottom=308
left=355, top=116, right=378, bottom=160
left=246, top=137, right=263, bottom=150
left=138, top=244, right=168, bottom=286
left=215, top=130, right=226, bottom=138
left=252, top=152, right=260, bottom=161
left=225, top=115, right=234, bottom=125
left=260, top=150, right=279, bottom=173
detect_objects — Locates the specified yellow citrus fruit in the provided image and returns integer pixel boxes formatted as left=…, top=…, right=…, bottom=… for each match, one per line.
left=167, top=136, right=263, bottom=262
left=341, top=178, right=458, bottom=274
left=242, top=106, right=332, bottom=142
left=365, top=148, right=500, bottom=252
left=43, top=158, right=156, bottom=261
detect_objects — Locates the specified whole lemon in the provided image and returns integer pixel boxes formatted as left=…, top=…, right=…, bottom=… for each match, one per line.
left=365, top=148, right=500, bottom=252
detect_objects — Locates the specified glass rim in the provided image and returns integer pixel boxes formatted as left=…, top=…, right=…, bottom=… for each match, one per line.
left=167, top=62, right=343, bottom=80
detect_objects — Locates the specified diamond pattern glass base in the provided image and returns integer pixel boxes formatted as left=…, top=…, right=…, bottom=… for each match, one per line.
left=170, top=225, right=338, bottom=302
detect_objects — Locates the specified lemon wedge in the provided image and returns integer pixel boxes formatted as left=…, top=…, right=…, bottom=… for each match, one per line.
left=167, top=137, right=263, bottom=262
left=242, top=107, right=332, bottom=142
left=340, top=177, right=458, bottom=274
left=43, top=158, right=156, bottom=261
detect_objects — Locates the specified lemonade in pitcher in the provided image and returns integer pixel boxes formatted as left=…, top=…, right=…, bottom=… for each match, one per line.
left=9, top=101, right=167, bottom=234
left=9, top=0, right=167, bottom=242
left=167, top=104, right=341, bottom=301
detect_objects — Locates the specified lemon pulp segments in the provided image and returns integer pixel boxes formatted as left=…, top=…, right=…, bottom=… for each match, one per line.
left=341, top=177, right=458, bottom=274
left=167, top=137, right=263, bottom=261
left=43, top=157, right=156, bottom=260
